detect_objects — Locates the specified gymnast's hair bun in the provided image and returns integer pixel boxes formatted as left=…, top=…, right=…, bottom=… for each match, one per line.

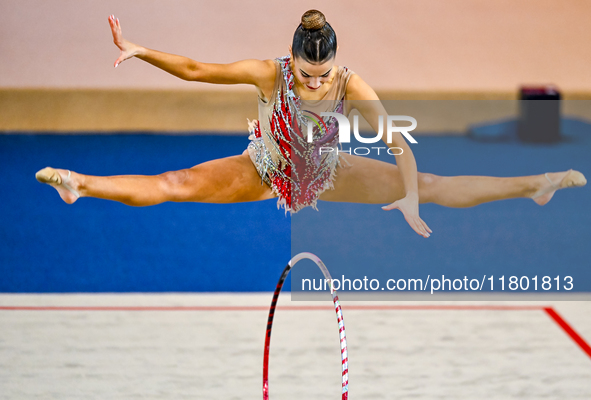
left=301, top=10, right=326, bottom=30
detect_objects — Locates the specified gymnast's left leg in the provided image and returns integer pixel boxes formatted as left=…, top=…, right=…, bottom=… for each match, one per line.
left=318, top=154, right=587, bottom=207
left=34, top=152, right=275, bottom=206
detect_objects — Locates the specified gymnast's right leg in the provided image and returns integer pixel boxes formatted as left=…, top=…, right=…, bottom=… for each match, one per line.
left=35, top=153, right=276, bottom=206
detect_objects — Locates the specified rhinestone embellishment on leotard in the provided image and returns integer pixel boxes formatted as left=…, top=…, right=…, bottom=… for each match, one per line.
left=247, top=56, right=347, bottom=213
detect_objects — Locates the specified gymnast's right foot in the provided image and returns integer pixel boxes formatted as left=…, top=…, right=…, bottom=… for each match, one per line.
left=531, top=169, right=587, bottom=206
left=35, top=167, right=81, bottom=204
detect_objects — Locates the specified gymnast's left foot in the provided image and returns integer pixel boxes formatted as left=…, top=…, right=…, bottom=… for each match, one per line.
left=531, top=169, right=586, bottom=206
left=35, top=167, right=81, bottom=204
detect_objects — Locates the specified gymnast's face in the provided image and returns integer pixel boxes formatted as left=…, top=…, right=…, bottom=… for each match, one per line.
left=290, top=54, right=335, bottom=92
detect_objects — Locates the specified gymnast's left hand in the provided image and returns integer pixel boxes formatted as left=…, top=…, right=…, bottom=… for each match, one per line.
left=382, top=195, right=432, bottom=238
left=108, top=15, right=139, bottom=68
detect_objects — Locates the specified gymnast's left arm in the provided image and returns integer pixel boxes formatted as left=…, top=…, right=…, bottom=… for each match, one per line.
left=345, top=74, right=432, bottom=238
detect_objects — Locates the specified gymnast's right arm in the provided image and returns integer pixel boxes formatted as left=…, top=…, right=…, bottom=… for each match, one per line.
left=108, top=15, right=275, bottom=88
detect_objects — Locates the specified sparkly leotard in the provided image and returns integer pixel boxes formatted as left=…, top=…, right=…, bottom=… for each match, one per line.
left=247, top=55, right=354, bottom=213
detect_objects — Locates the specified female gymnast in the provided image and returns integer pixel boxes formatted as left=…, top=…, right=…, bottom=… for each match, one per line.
left=36, top=10, right=586, bottom=239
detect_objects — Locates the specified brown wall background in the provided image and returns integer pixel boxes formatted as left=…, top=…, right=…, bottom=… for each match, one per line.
left=2, top=0, right=590, bottom=132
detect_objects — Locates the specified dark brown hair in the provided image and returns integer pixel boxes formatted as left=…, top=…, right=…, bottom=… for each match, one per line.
left=292, top=10, right=337, bottom=63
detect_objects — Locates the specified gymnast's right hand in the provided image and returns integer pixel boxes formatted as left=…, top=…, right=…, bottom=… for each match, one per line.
left=108, top=15, right=139, bottom=68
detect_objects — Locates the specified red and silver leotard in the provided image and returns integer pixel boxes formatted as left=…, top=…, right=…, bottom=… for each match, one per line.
left=247, top=55, right=354, bottom=213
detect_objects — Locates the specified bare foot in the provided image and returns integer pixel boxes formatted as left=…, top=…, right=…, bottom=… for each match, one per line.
left=35, top=167, right=81, bottom=204
left=531, top=169, right=587, bottom=206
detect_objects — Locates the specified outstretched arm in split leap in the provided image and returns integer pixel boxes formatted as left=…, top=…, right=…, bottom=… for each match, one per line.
left=36, top=15, right=587, bottom=239
left=36, top=15, right=279, bottom=206
left=317, top=74, right=587, bottom=236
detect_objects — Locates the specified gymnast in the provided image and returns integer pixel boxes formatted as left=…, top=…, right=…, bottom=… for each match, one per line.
left=36, top=10, right=586, bottom=238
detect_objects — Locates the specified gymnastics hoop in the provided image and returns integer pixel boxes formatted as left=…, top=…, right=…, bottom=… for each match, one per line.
left=263, top=252, right=349, bottom=400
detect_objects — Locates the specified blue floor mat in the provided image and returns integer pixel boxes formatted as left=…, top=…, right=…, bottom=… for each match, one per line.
left=1, top=119, right=590, bottom=292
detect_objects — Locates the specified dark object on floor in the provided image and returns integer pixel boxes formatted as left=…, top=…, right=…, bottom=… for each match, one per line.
left=518, top=85, right=561, bottom=143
